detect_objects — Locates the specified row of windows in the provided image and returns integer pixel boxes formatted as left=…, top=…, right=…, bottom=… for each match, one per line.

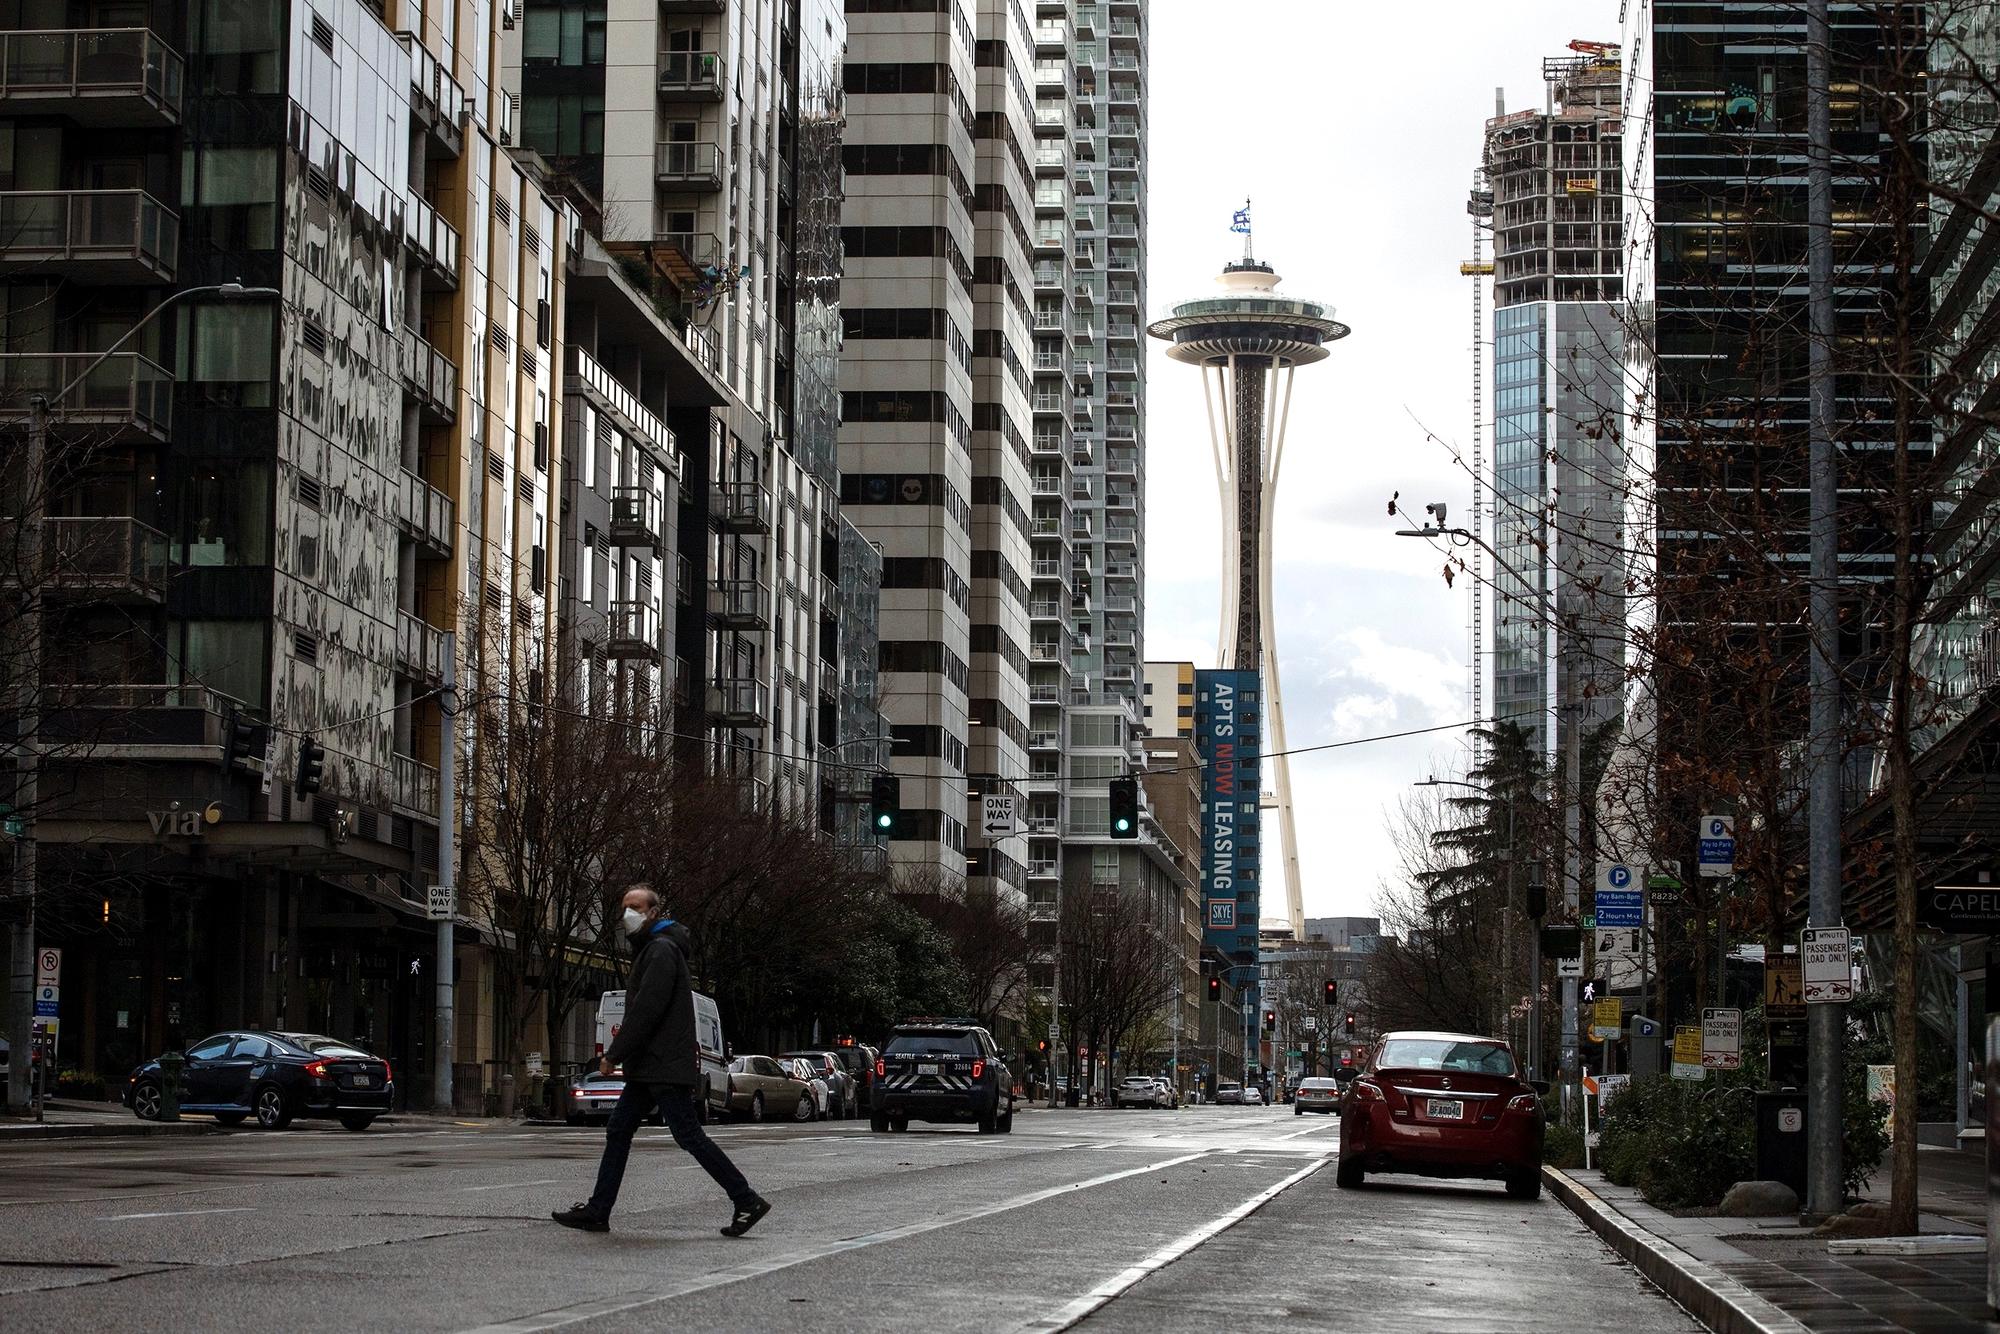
left=840, top=225, right=974, bottom=292
left=879, top=638, right=971, bottom=692
left=845, top=61, right=962, bottom=98
left=842, top=306, right=972, bottom=372
left=839, top=472, right=973, bottom=533
left=881, top=556, right=972, bottom=612
left=892, top=724, right=968, bottom=772
left=840, top=390, right=974, bottom=454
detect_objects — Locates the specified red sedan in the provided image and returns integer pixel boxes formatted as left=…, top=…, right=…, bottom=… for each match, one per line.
left=1336, top=1031, right=1545, bottom=1200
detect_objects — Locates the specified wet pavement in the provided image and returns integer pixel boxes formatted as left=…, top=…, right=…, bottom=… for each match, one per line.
left=0, top=1104, right=1697, bottom=1332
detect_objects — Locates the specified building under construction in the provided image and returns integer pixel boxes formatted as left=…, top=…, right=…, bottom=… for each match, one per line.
left=1478, top=43, right=1626, bottom=763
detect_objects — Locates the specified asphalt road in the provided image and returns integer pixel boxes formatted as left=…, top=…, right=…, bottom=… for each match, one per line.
left=0, top=1104, right=1696, bottom=1332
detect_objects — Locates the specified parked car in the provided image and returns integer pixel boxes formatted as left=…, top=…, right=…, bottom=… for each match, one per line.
left=781, top=1050, right=857, bottom=1117
left=721, top=1054, right=814, bottom=1123
left=564, top=1067, right=665, bottom=1126
left=1114, top=1075, right=1164, bottom=1108
left=1337, top=1030, right=1545, bottom=1199
left=1293, top=1076, right=1341, bottom=1115
left=123, top=1031, right=393, bottom=1131
left=1214, top=1080, right=1244, bottom=1105
left=833, top=1042, right=877, bottom=1111
left=787, top=1058, right=832, bottom=1120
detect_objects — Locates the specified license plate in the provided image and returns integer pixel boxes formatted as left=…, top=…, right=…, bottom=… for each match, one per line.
left=918, top=1062, right=939, bottom=1075
left=346, top=1075, right=375, bottom=1088
left=1426, top=1098, right=1464, bottom=1120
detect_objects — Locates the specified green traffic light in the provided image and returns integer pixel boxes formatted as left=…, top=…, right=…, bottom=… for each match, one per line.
left=1114, top=817, right=1131, bottom=832
left=876, top=813, right=893, bottom=829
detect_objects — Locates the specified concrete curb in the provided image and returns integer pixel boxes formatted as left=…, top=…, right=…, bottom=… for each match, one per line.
left=1543, top=1166, right=1812, bottom=1334
left=0, top=1119, right=222, bottom=1142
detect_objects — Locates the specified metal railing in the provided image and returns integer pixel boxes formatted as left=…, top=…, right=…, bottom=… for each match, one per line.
left=406, top=191, right=461, bottom=279
left=708, top=677, right=768, bottom=723
left=565, top=344, right=675, bottom=460
left=708, top=579, right=770, bottom=626
left=0, top=351, right=171, bottom=436
left=393, top=751, right=440, bottom=816
left=396, top=609, right=447, bottom=682
left=659, top=50, right=722, bottom=95
left=607, top=486, right=660, bottom=546
left=39, top=515, right=169, bottom=597
left=709, top=481, right=773, bottom=531
left=606, top=601, right=660, bottom=657
left=0, top=189, right=177, bottom=276
left=0, top=28, right=182, bottom=116
left=401, top=328, right=458, bottom=416
left=655, top=141, right=722, bottom=184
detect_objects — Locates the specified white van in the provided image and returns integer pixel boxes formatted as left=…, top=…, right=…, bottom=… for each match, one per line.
left=593, top=989, right=729, bottom=1123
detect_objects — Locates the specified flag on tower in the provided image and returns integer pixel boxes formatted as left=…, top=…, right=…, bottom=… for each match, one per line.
left=1229, top=205, right=1251, bottom=235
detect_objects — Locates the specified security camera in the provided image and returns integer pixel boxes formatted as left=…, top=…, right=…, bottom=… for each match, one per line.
left=1425, top=502, right=1448, bottom=526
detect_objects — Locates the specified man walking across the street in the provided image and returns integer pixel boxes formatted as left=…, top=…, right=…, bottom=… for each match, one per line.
left=553, top=884, right=770, bottom=1238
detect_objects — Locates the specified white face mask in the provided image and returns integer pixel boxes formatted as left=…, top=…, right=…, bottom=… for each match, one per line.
left=621, top=907, right=648, bottom=935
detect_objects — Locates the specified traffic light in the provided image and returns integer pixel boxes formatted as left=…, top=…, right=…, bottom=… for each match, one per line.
left=1037, top=1039, right=1049, bottom=1054
left=224, top=711, right=259, bottom=772
left=1343, top=1012, right=1356, bottom=1036
left=1262, top=1010, right=1276, bottom=1033
left=1206, top=975, right=1220, bottom=1002
left=869, top=771, right=899, bottom=833
left=1108, top=775, right=1138, bottom=838
left=1323, top=978, right=1338, bottom=1006
left=294, top=735, right=326, bottom=797
left=1525, top=871, right=1548, bottom=920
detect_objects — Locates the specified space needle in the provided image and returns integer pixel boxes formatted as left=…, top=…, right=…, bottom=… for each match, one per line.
left=1147, top=210, right=1349, bottom=940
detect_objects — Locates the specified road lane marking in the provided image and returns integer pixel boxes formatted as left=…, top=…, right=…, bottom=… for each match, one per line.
left=458, top=1179, right=565, bottom=1193
left=97, top=1206, right=255, bottom=1221
left=1013, top=1153, right=1333, bottom=1333
left=455, top=1149, right=1216, bottom=1334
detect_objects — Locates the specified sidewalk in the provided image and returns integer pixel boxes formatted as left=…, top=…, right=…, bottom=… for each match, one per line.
left=1547, top=1149, right=1996, bottom=1334
left=0, top=1099, right=492, bottom=1141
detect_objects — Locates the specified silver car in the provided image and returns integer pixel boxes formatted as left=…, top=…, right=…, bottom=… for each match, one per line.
left=1114, top=1075, right=1166, bottom=1108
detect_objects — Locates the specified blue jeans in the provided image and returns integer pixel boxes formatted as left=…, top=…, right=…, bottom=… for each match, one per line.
left=588, top=1081, right=754, bottom=1216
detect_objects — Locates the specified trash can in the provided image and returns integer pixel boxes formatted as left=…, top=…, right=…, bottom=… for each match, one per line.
left=1755, top=1089, right=1808, bottom=1201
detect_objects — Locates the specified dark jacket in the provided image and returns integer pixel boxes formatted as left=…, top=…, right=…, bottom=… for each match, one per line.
left=603, top=920, right=697, bottom=1086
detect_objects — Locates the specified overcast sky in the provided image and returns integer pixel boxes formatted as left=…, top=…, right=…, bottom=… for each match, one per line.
left=1141, top=0, right=1612, bottom=924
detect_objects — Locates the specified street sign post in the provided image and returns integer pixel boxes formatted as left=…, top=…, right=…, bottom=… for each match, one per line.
left=980, top=794, right=1018, bottom=840
left=35, top=947, right=59, bottom=988
left=1592, top=998, right=1623, bottom=1041
left=1801, top=927, right=1853, bottom=1003
left=1595, top=927, right=1640, bottom=959
left=426, top=884, right=453, bottom=921
left=1765, top=954, right=1805, bottom=1018
left=34, top=983, right=57, bottom=1018
left=1702, top=1007, right=1742, bottom=1070
left=1672, top=1026, right=1705, bottom=1080
left=1697, top=815, right=1736, bottom=878
left=1556, top=956, right=1583, bottom=978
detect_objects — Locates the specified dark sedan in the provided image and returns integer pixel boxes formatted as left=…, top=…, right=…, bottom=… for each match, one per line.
left=124, top=1031, right=394, bottom=1131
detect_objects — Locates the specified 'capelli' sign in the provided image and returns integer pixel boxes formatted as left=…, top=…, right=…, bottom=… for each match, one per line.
left=1917, top=885, right=2000, bottom=933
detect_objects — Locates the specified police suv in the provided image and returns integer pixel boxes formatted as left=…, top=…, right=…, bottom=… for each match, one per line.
left=870, top=1019, right=1015, bottom=1134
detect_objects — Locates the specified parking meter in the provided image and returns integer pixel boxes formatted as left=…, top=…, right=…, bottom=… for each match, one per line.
left=157, top=1051, right=185, bottom=1122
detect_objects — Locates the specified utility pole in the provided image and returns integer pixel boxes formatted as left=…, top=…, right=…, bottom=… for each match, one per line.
left=433, top=631, right=457, bottom=1112
left=5, top=396, right=45, bottom=1115
left=1803, top=0, right=1845, bottom=1222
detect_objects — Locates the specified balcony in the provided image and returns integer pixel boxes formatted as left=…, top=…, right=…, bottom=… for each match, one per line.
left=820, top=572, right=839, bottom=615
left=707, top=677, right=768, bottom=727
left=659, top=50, right=722, bottom=99
left=606, top=601, right=661, bottom=660
left=394, top=609, right=448, bottom=684
left=1106, top=490, right=1136, bottom=513
left=608, top=486, right=662, bottom=550
left=819, top=658, right=839, bottom=700
left=565, top=344, right=676, bottom=462
left=393, top=752, right=440, bottom=818
left=406, top=192, right=461, bottom=290
left=1028, top=900, right=1058, bottom=920
left=0, top=190, right=176, bottom=284
left=0, top=28, right=183, bottom=126
left=0, top=352, right=171, bottom=442
left=1106, top=449, right=1138, bottom=479
left=656, top=141, right=723, bottom=189
left=397, top=32, right=464, bottom=158
left=707, top=579, right=770, bottom=630
left=709, top=481, right=773, bottom=533
left=657, top=228, right=725, bottom=288
left=400, top=328, right=458, bottom=423
left=397, top=468, right=455, bottom=559
left=2, top=516, right=171, bottom=602
left=38, top=682, right=241, bottom=760
left=1031, top=639, right=1065, bottom=663
left=1029, top=730, right=1060, bottom=751
left=660, top=0, right=727, bottom=9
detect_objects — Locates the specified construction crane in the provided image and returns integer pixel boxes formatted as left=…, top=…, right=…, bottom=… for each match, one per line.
left=1463, top=166, right=1495, bottom=750
left=1567, top=38, right=1619, bottom=59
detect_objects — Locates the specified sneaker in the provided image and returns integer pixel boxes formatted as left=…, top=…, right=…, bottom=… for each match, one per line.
left=551, top=1202, right=609, bottom=1233
left=720, top=1195, right=770, bottom=1238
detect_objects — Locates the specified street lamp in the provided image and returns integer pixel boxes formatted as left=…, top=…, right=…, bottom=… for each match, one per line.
left=7, top=281, right=279, bottom=1117
left=1395, top=499, right=1577, bottom=1090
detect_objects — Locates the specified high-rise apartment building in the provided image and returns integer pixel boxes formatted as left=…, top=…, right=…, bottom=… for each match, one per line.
left=1, top=0, right=561, bottom=1093
left=1482, top=48, right=1624, bottom=765
left=1141, top=659, right=1192, bottom=736
left=511, top=0, right=864, bottom=834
